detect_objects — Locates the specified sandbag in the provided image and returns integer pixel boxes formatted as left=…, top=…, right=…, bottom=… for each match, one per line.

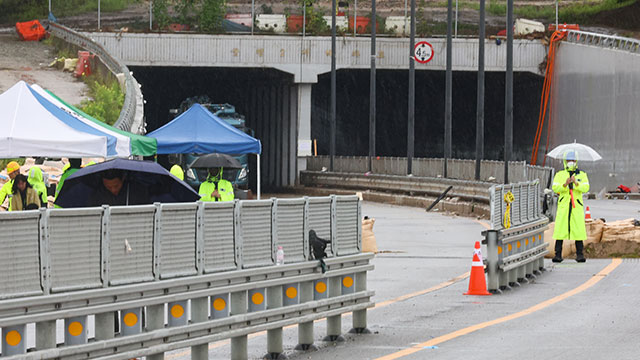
left=586, top=218, right=604, bottom=244
left=601, top=218, right=640, bottom=243
left=63, top=58, right=79, bottom=72
left=362, top=218, right=377, bottom=253
left=15, top=20, right=47, bottom=41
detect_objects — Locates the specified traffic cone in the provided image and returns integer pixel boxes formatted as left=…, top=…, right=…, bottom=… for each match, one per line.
left=585, top=206, right=592, bottom=220
left=464, top=241, right=491, bottom=296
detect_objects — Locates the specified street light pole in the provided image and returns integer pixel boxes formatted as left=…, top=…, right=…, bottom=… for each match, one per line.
left=475, top=0, right=485, bottom=180
left=444, top=0, right=453, bottom=178
left=98, top=0, right=101, bottom=30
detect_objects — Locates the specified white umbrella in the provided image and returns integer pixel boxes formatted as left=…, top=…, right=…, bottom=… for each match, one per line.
left=546, top=141, right=602, bottom=162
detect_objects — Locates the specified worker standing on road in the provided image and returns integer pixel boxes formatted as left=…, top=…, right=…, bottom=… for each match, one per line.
left=54, top=158, right=82, bottom=208
left=199, top=167, right=234, bottom=202
left=170, top=164, right=184, bottom=181
left=552, top=150, right=589, bottom=263
left=28, top=166, right=48, bottom=207
left=0, top=161, right=21, bottom=211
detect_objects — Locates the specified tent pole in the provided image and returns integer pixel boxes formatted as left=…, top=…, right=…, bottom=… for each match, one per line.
left=257, top=154, right=261, bottom=200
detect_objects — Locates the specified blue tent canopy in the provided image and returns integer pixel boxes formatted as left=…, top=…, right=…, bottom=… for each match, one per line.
left=147, top=104, right=262, bottom=155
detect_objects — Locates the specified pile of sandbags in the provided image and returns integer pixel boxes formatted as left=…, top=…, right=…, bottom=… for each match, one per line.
left=601, top=218, right=640, bottom=243
left=362, top=217, right=378, bottom=253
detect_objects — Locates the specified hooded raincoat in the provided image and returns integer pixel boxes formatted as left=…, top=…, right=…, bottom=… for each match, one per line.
left=199, top=168, right=234, bottom=202
left=28, top=167, right=48, bottom=206
left=552, top=155, right=590, bottom=241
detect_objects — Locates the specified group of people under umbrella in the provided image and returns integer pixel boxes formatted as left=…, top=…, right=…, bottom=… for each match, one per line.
left=0, top=153, right=242, bottom=211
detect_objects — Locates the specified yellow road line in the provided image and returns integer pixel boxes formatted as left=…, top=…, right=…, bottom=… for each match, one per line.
left=166, top=271, right=471, bottom=359
left=474, top=219, right=491, bottom=230
left=375, top=258, right=623, bottom=360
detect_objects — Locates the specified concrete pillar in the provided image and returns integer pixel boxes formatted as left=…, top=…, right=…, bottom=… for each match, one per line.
left=296, top=83, right=313, bottom=183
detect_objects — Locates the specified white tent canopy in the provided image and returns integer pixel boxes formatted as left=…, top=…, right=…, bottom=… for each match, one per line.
left=0, top=81, right=107, bottom=158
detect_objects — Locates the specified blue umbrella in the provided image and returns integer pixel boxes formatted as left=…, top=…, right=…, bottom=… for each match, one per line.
left=55, top=158, right=200, bottom=208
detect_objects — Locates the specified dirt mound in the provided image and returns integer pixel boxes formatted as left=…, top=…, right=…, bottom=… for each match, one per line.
left=586, top=240, right=640, bottom=258
left=591, top=1, right=640, bottom=30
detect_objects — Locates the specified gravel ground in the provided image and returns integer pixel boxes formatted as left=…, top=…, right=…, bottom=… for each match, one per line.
left=0, top=33, right=89, bottom=105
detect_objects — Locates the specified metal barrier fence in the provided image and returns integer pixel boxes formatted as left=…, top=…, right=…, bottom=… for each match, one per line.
left=306, top=156, right=553, bottom=187
left=566, top=30, right=640, bottom=54
left=48, top=22, right=145, bottom=134
left=483, top=181, right=549, bottom=293
left=0, top=195, right=372, bottom=359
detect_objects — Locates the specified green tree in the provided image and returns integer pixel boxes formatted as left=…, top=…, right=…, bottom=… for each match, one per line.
left=175, top=0, right=197, bottom=24
left=200, top=0, right=226, bottom=33
left=153, top=0, right=171, bottom=30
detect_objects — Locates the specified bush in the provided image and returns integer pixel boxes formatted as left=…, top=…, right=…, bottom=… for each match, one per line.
left=79, top=78, right=124, bottom=126
left=153, top=0, right=171, bottom=30
left=200, top=0, right=227, bottom=33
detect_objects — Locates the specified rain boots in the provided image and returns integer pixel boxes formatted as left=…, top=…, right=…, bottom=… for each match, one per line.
left=575, top=240, right=586, bottom=263
left=552, top=240, right=563, bottom=263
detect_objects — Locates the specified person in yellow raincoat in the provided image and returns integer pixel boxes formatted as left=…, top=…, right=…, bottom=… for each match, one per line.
left=28, top=166, right=48, bottom=207
left=199, top=167, right=234, bottom=202
left=552, top=150, right=589, bottom=263
left=0, top=161, right=21, bottom=211
left=170, top=164, right=184, bottom=181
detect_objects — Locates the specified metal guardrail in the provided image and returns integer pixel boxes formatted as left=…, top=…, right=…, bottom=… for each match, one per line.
left=483, top=181, right=549, bottom=293
left=0, top=195, right=371, bottom=359
left=47, top=22, right=145, bottom=134
left=301, top=171, right=491, bottom=203
left=566, top=30, right=640, bottom=54
left=306, top=156, right=553, bottom=187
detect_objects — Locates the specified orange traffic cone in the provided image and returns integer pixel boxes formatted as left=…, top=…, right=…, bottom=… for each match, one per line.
left=464, top=241, right=491, bottom=296
left=585, top=206, right=592, bottom=220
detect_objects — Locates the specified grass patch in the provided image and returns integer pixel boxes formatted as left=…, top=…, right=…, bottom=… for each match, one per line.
left=78, top=76, right=124, bottom=126
left=485, top=0, right=637, bottom=23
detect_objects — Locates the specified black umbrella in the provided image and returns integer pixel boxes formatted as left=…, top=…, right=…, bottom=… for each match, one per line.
left=55, top=158, right=200, bottom=208
left=190, top=153, right=242, bottom=169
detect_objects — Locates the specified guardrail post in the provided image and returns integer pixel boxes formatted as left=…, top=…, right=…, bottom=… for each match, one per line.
left=96, top=205, right=116, bottom=341
left=323, top=276, right=344, bottom=342
left=295, top=281, right=318, bottom=351
left=525, top=236, right=536, bottom=279
left=146, top=304, right=165, bottom=360
left=485, top=230, right=500, bottom=293
left=349, top=271, right=370, bottom=333
left=35, top=320, right=56, bottom=349
left=517, top=238, right=528, bottom=284
left=536, top=233, right=545, bottom=274
left=2, top=325, right=26, bottom=356
left=191, top=296, right=209, bottom=360
left=36, top=209, right=55, bottom=350
left=264, top=285, right=285, bottom=359
left=230, top=290, right=248, bottom=360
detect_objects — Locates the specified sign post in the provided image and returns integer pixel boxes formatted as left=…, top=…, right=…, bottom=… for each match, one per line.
left=414, top=41, right=434, bottom=64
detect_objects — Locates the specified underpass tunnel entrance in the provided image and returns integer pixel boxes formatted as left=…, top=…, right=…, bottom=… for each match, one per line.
left=312, top=69, right=544, bottom=162
left=131, top=66, right=296, bottom=193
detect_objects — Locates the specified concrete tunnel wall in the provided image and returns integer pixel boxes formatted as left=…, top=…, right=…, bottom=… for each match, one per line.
left=550, top=42, right=640, bottom=191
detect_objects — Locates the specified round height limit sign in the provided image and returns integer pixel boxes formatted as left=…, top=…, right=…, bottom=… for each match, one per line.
left=414, top=41, right=434, bottom=64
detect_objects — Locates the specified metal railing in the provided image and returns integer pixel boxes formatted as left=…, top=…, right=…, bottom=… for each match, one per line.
left=47, top=22, right=145, bottom=134
left=0, top=195, right=372, bottom=359
left=483, top=181, right=549, bottom=293
left=306, top=156, right=554, bottom=187
left=566, top=30, right=640, bottom=54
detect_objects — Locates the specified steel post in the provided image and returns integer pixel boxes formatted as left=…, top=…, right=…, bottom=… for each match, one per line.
left=330, top=0, right=337, bottom=171
left=486, top=230, right=500, bottom=292
left=444, top=0, right=453, bottom=178
left=36, top=321, right=56, bottom=349
left=95, top=313, right=115, bottom=340
left=146, top=304, right=165, bottom=360
left=350, top=272, right=370, bottom=333
left=323, top=277, right=344, bottom=342
left=504, top=0, right=514, bottom=184
left=475, top=0, right=486, bottom=180
left=368, top=0, right=377, bottom=173
left=295, top=281, right=317, bottom=351
left=407, top=0, right=416, bottom=175
left=231, top=291, right=248, bottom=360
left=191, top=297, right=209, bottom=360
left=265, top=286, right=284, bottom=358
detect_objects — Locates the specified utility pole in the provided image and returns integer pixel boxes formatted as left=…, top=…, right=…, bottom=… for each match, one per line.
left=368, top=0, right=377, bottom=172
left=407, top=0, right=416, bottom=175
left=475, top=0, right=485, bottom=180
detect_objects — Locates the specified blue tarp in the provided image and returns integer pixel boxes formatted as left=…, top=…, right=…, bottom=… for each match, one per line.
left=147, top=103, right=262, bottom=155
